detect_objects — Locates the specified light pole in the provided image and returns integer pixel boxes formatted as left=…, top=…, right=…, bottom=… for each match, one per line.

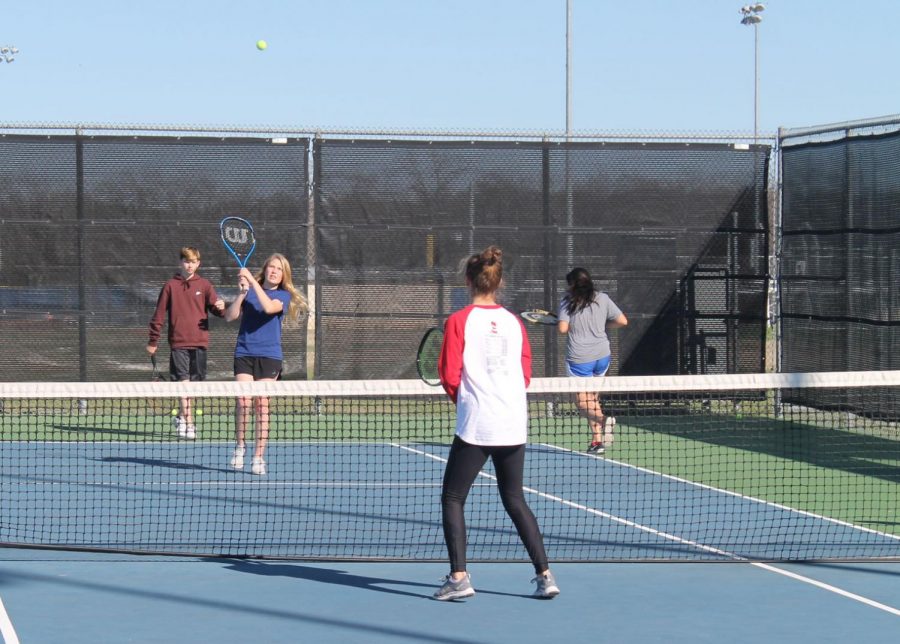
left=566, top=0, right=572, bottom=137
left=565, top=0, right=574, bottom=266
left=740, top=4, right=774, bottom=369
left=740, top=4, right=764, bottom=142
left=0, top=45, right=18, bottom=64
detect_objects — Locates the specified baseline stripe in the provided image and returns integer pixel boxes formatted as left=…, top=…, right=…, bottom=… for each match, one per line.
left=0, top=596, right=20, bottom=644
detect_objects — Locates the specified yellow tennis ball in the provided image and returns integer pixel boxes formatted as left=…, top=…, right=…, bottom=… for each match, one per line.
left=256, top=40, right=268, bottom=51
left=196, top=409, right=203, bottom=416
left=170, top=408, right=179, bottom=416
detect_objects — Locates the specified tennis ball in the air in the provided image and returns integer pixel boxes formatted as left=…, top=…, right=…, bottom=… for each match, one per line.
left=170, top=408, right=179, bottom=416
left=196, top=409, right=203, bottom=416
left=256, top=40, right=268, bottom=51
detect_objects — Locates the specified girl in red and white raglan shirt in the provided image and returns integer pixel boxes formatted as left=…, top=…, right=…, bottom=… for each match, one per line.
left=432, top=245, right=559, bottom=602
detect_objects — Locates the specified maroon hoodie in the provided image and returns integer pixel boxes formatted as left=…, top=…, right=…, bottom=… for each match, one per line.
left=148, top=273, right=223, bottom=349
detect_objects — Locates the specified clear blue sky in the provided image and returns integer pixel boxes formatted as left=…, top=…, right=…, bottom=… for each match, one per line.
left=3, top=1, right=899, bottom=135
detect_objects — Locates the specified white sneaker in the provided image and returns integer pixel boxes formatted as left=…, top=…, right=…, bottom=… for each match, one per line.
left=603, top=416, right=616, bottom=447
left=251, top=456, right=267, bottom=476
left=230, top=446, right=246, bottom=470
left=172, top=416, right=187, bottom=438
left=184, top=424, right=196, bottom=440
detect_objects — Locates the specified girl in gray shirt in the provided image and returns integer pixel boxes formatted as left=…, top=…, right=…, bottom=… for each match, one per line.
left=557, top=267, right=628, bottom=453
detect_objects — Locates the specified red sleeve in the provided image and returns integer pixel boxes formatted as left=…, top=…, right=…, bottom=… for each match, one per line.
left=519, top=318, right=532, bottom=388
left=147, top=283, right=170, bottom=346
left=205, top=280, right=224, bottom=318
left=438, top=311, right=466, bottom=404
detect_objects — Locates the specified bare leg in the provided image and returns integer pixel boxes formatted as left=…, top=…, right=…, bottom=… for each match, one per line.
left=180, top=395, right=193, bottom=426
left=575, top=391, right=605, bottom=443
left=253, top=395, right=270, bottom=459
left=234, top=373, right=254, bottom=448
left=253, top=377, right=277, bottom=459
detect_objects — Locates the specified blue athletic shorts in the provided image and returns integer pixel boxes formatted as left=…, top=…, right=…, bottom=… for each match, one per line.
left=566, top=355, right=611, bottom=377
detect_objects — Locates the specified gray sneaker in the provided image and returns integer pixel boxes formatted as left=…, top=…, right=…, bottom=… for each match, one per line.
left=433, top=573, right=475, bottom=601
left=532, top=571, right=560, bottom=599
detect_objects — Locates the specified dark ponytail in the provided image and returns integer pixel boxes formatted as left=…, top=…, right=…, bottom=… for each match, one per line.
left=565, top=267, right=595, bottom=315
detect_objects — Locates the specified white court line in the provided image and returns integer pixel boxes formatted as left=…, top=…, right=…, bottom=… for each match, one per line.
left=752, top=563, right=900, bottom=616
left=0, top=596, right=20, bottom=644
left=395, top=443, right=735, bottom=558
left=8, top=440, right=417, bottom=446
left=9, top=480, right=448, bottom=488
left=396, top=442, right=900, bottom=617
left=540, top=443, right=900, bottom=543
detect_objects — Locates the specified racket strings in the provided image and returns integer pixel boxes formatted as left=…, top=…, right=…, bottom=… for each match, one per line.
left=224, top=227, right=254, bottom=254
left=521, top=309, right=558, bottom=325
left=417, top=329, right=443, bottom=385
left=220, top=218, right=256, bottom=264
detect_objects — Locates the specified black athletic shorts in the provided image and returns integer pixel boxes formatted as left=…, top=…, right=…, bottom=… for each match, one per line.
left=234, top=356, right=282, bottom=380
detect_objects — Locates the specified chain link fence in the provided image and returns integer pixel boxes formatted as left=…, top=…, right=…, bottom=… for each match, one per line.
left=0, top=123, right=771, bottom=382
left=779, top=114, right=900, bottom=417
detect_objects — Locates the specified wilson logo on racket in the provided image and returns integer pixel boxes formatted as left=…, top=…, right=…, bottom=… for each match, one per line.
left=223, top=226, right=251, bottom=244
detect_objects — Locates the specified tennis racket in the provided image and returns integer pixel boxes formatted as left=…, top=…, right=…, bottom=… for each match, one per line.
left=150, top=353, right=165, bottom=382
left=220, top=217, right=257, bottom=268
left=416, top=327, right=443, bottom=386
left=147, top=353, right=170, bottom=415
left=520, top=309, right=559, bottom=325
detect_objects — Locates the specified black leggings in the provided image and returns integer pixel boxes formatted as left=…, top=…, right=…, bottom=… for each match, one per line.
left=441, top=435, right=549, bottom=575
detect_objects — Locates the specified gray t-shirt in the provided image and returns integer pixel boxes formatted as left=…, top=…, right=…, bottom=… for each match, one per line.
left=558, top=292, right=623, bottom=363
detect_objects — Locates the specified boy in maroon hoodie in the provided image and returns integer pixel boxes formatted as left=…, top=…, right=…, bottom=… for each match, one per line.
left=147, top=247, right=225, bottom=439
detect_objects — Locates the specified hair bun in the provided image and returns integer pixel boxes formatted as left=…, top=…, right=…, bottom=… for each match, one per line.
left=483, top=245, right=502, bottom=265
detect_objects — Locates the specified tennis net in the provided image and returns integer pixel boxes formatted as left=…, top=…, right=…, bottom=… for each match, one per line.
left=1, top=372, right=899, bottom=561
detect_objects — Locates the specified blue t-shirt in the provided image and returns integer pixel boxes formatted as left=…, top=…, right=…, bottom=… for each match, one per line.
left=234, top=288, right=292, bottom=360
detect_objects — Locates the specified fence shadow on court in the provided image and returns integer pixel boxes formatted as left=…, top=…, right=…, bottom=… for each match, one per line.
left=97, top=455, right=234, bottom=474
left=0, top=564, right=489, bottom=644
left=53, top=424, right=157, bottom=438
left=216, top=559, right=529, bottom=599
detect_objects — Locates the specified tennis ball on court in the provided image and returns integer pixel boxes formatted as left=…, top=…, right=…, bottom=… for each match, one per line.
left=256, top=40, right=268, bottom=51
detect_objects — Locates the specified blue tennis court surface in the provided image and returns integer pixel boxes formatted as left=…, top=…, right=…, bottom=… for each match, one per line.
left=2, top=382, right=900, bottom=642
left=3, top=439, right=897, bottom=560
left=1, top=555, right=898, bottom=643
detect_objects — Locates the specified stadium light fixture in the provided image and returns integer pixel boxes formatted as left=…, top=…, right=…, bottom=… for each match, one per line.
left=739, top=5, right=764, bottom=142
